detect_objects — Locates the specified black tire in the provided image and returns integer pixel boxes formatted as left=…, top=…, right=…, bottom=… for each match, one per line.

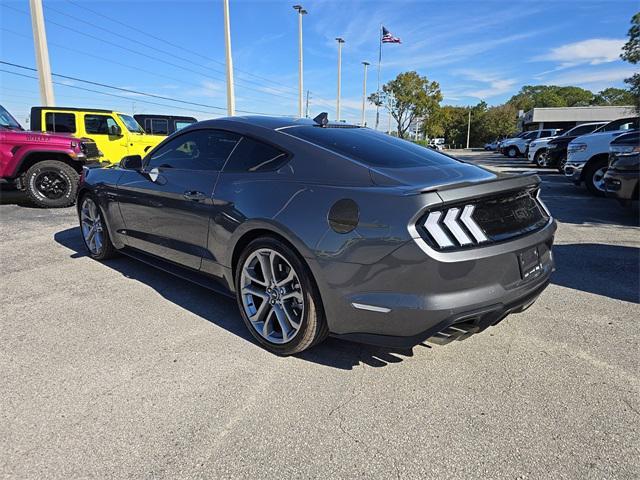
left=77, top=193, right=118, bottom=260
left=557, top=158, right=567, bottom=173
left=235, top=236, right=328, bottom=355
left=534, top=149, right=549, bottom=167
left=506, top=146, right=519, bottom=158
left=24, top=160, right=78, bottom=208
left=584, top=158, right=608, bottom=197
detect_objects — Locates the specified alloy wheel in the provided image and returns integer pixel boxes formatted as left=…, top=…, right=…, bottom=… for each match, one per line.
left=80, top=197, right=104, bottom=255
left=34, top=170, right=68, bottom=200
left=592, top=167, right=608, bottom=193
left=536, top=151, right=549, bottom=167
left=240, top=248, right=305, bottom=344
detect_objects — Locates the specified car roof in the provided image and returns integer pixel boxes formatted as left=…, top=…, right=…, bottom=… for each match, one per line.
left=194, top=115, right=357, bottom=131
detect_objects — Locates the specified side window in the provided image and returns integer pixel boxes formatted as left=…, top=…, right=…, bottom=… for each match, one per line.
left=224, top=137, right=288, bottom=172
left=539, top=130, right=553, bottom=138
left=45, top=112, right=76, bottom=133
left=85, top=115, right=118, bottom=134
left=175, top=120, right=195, bottom=131
left=147, top=129, right=241, bottom=171
left=148, top=118, right=169, bottom=135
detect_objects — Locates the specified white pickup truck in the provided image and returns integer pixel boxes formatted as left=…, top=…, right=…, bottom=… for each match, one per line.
left=564, top=116, right=639, bottom=195
left=500, top=129, right=561, bottom=158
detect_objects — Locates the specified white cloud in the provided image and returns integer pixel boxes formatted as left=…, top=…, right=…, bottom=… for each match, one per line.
left=533, top=38, right=625, bottom=67
left=450, top=70, right=518, bottom=100
left=541, top=66, right=636, bottom=91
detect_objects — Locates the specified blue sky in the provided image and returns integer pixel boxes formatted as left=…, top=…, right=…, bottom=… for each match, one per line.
left=1, top=0, right=638, bottom=127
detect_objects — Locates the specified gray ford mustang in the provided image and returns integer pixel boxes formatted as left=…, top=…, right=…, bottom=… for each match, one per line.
left=77, top=115, right=556, bottom=355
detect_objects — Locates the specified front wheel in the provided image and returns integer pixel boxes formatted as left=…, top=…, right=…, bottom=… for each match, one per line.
left=535, top=149, right=549, bottom=167
left=506, top=146, right=519, bottom=158
left=235, top=237, right=328, bottom=355
left=78, top=194, right=118, bottom=260
left=24, top=160, right=78, bottom=208
left=584, top=158, right=608, bottom=197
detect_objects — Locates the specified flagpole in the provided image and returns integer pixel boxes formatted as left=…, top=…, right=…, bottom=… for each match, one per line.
left=375, top=23, right=382, bottom=130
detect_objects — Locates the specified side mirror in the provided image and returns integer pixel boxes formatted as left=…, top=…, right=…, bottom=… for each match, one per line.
left=120, top=154, right=142, bottom=170
left=110, top=125, right=123, bottom=136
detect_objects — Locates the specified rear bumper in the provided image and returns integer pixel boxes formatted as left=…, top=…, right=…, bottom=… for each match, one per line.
left=604, top=169, right=639, bottom=200
left=316, top=218, right=556, bottom=347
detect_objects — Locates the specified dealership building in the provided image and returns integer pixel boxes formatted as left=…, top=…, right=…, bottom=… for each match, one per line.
left=520, top=105, right=636, bottom=130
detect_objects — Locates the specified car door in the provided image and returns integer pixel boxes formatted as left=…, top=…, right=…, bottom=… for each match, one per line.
left=83, top=113, right=129, bottom=164
left=116, top=128, right=241, bottom=270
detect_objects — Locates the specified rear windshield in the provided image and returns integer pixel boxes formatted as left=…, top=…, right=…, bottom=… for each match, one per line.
left=285, top=127, right=463, bottom=168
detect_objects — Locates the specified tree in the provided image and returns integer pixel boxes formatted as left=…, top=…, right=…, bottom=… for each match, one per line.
left=621, top=13, right=640, bottom=111
left=592, top=87, right=636, bottom=106
left=369, top=71, right=442, bottom=139
left=507, top=85, right=594, bottom=111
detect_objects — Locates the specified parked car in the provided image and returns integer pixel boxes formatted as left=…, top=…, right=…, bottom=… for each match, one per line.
left=0, top=104, right=101, bottom=207
left=527, top=130, right=565, bottom=166
left=133, top=114, right=197, bottom=136
left=30, top=107, right=165, bottom=165
left=564, top=116, right=639, bottom=196
left=428, top=137, right=445, bottom=150
left=500, top=129, right=561, bottom=158
left=604, top=131, right=639, bottom=206
left=484, top=139, right=500, bottom=151
left=77, top=115, right=556, bottom=355
left=544, top=122, right=607, bottom=171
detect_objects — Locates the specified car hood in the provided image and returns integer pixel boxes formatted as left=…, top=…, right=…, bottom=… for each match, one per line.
left=369, top=161, right=497, bottom=189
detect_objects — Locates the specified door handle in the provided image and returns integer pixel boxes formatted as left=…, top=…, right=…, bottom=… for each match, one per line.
left=183, top=191, right=207, bottom=201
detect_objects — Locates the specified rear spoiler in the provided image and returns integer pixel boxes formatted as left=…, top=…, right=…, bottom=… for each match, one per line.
left=411, top=172, right=541, bottom=201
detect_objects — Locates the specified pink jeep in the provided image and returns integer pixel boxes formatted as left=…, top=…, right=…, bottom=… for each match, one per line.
left=0, top=105, right=101, bottom=208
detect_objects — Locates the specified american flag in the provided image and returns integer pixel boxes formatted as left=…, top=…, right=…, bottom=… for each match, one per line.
left=381, top=26, right=401, bottom=44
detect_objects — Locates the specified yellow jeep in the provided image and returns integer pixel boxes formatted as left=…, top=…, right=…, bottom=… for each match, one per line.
left=30, top=107, right=165, bottom=165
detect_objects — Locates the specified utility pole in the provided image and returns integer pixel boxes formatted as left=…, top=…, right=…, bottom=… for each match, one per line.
left=28, top=0, right=55, bottom=106
left=223, top=0, right=235, bottom=116
left=293, top=5, right=307, bottom=118
left=335, top=37, right=344, bottom=121
left=466, top=110, right=471, bottom=149
left=305, top=90, right=310, bottom=118
left=361, top=61, right=369, bottom=126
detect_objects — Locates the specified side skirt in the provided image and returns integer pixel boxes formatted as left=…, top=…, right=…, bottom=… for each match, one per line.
left=120, top=246, right=235, bottom=299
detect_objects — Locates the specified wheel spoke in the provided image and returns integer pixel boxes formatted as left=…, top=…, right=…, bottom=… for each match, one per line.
left=273, top=305, right=291, bottom=342
left=281, top=290, right=303, bottom=301
left=275, top=269, right=295, bottom=287
left=258, top=252, right=274, bottom=284
left=242, top=284, right=269, bottom=300
left=250, top=299, right=270, bottom=323
left=245, top=268, right=268, bottom=287
left=262, top=308, right=276, bottom=337
left=282, top=302, right=301, bottom=329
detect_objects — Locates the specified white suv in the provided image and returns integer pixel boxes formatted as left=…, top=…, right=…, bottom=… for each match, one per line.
left=564, top=117, right=639, bottom=196
left=500, top=129, right=561, bottom=158
left=528, top=122, right=606, bottom=167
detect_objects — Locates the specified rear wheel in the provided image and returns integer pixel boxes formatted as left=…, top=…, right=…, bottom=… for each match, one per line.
left=79, top=194, right=117, bottom=260
left=584, top=158, right=608, bottom=197
left=24, top=160, right=78, bottom=208
left=235, top=237, right=328, bottom=355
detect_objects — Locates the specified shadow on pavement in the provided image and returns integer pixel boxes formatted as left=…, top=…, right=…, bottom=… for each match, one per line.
left=552, top=244, right=639, bottom=303
left=53, top=226, right=423, bottom=370
left=0, top=185, right=34, bottom=207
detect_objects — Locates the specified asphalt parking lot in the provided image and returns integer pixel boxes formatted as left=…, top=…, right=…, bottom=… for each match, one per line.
left=1, top=150, right=638, bottom=479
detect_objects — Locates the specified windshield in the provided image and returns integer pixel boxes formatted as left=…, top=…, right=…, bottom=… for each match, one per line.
left=286, top=126, right=464, bottom=169
left=0, top=105, right=23, bottom=130
left=599, top=117, right=639, bottom=132
left=118, top=114, right=145, bottom=134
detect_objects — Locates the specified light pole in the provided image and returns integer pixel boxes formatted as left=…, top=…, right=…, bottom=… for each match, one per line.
left=335, top=37, right=345, bottom=121
left=361, top=61, right=369, bottom=126
left=28, top=0, right=55, bottom=106
left=223, top=0, right=235, bottom=116
left=466, top=110, right=471, bottom=149
left=293, top=5, right=307, bottom=118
